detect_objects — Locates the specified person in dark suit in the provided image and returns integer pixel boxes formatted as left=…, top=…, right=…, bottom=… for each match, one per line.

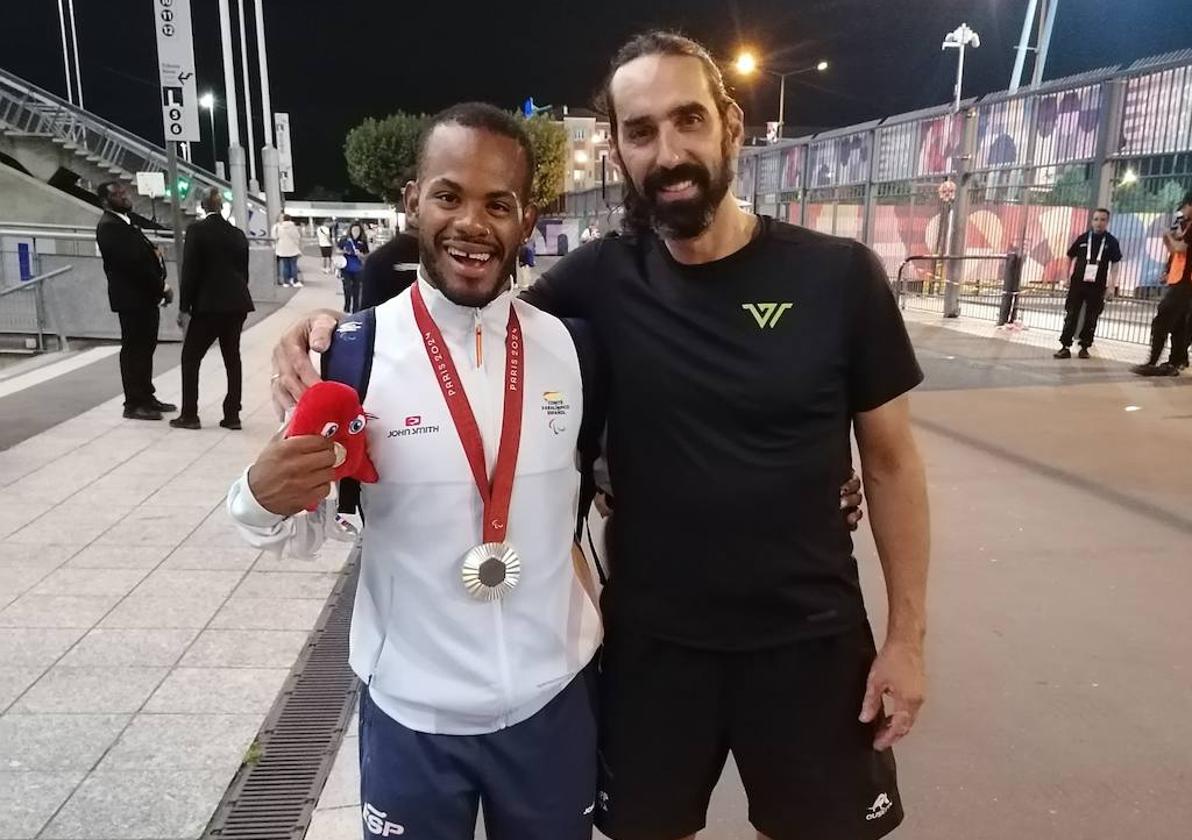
left=95, top=181, right=175, bottom=421
left=170, top=188, right=255, bottom=430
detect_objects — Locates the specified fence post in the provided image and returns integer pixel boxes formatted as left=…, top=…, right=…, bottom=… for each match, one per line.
left=997, top=249, right=1023, bottom=325
left=1094, top=79, right=1126, bottom=218
left=862, top=127, right=877, bottom=246
left=944, top=108, right=978, bottom=318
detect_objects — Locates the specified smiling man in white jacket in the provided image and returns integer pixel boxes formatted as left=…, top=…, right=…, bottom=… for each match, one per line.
left=228, top=103, right=602, bottom=840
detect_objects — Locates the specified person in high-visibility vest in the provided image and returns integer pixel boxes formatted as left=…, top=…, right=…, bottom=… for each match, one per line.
left=1133, top=195, right=1192, bottom=376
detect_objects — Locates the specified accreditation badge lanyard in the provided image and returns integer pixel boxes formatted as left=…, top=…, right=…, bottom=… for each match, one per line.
left=1083, top=234, right=1107, bottom=283
left=410, top=282, right=524, bottom=600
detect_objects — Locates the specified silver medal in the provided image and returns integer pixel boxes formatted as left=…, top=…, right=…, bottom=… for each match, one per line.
left=460, top=542, right=521, bottom=601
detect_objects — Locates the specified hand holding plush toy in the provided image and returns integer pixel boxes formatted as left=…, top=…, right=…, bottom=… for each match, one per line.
left=286, top=381, right=378, bottom=500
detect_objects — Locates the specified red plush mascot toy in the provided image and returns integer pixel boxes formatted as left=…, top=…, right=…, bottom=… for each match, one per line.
left=286, top=382, right=378, bottom=509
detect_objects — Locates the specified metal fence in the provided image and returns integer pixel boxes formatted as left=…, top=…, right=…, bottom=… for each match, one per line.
left=0, top=224, right=287, bottom=345
left=0, top=266, right=73, bottom=352
left=562, top=47, right=1192, bottom=345
left=0, top=66, right=268, bottom=227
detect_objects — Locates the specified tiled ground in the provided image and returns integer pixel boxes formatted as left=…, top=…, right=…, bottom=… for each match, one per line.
left=0, top=257, right=353, bottom=840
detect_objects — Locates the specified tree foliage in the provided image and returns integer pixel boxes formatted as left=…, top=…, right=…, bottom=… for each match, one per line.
left=344, top=112, right=427, bottom=205
left=343, top=110, right=570, bottom=209
left=522, top=115, right=568, bottom=209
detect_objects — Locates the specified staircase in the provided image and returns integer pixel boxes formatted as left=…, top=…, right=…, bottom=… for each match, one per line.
left=0, top=67, right=267, bottom=232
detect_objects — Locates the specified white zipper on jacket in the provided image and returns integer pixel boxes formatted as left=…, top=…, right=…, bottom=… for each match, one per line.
left=473, top=309, right=483, bottom=368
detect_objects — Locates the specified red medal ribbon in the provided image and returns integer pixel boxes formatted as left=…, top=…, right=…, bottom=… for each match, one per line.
left=411, top=282, right=523, bottom=543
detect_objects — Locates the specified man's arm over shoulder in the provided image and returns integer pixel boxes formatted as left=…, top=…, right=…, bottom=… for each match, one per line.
left=518, top=239, right=604, bottom=318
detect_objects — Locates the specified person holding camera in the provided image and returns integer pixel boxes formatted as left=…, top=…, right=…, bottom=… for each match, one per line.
left=1133, top=195, right=1192, bottom=377
left=95, top=181, right=176, bottom=420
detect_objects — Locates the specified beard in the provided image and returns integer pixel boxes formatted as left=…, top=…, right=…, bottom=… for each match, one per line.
left=623, top=143, right=734, bottom=241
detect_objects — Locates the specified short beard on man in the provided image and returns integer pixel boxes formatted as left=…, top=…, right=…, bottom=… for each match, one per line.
left=622, top=135, right=735, bottom=240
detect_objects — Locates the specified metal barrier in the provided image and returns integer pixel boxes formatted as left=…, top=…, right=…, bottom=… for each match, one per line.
left=0, top=265, right=73, bottom=353
left=0, top=66, right=266, bottom=222
left=896, top=254, right=1019, bottom=323
left=896, top=253, right=1160, bottom=345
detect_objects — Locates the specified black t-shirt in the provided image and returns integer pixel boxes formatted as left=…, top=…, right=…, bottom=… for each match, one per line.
left=1066, top=231, right=1122, bottom=288
left=522, top=217, right=923, bottom=650
left=360, top=232, right=420, bottom=310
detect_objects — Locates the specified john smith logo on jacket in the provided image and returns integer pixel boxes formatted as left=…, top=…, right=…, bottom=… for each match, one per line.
left=388, top=415, right=440, bottom=438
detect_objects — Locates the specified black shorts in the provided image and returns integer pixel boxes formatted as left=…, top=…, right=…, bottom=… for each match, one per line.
left=319, top=245, right=333, bottom=257
left=595, top=623, right=903, bottom=840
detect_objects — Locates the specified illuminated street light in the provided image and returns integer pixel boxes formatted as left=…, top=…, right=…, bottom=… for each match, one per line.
left=942, top=23, right=981, bottom=113
left=199, top=92, right=218, bottom=171
left=735, top=51, right=758, bottom=76
left=731, top=50, right=829, bottom=139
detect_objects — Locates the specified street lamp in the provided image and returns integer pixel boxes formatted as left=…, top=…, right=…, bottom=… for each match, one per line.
left=942, top=23, right=980, bottom=113
left=733, top=50, right=829, bottom=140
left=199, top=92, right=218, bottom=171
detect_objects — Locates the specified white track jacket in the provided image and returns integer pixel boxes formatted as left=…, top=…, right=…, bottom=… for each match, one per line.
left=228, top=278, right=602, bottom=735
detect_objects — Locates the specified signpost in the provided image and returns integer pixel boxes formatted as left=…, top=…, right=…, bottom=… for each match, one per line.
left=154, top=0, right=199, bottom=259
left=154, top=0, right=200, bottom=143
left=274, top=112, right=295, bottom=194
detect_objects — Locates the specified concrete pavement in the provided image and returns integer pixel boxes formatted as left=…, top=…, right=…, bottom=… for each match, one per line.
left=2, top=252, right=1191, bottom=840
left=308, top=298, right=1192, bottom=838
left=0, top=257, right=353, bottom=840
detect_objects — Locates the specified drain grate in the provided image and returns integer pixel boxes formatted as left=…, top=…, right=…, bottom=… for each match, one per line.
left=204, top=546, right=362, bottom=840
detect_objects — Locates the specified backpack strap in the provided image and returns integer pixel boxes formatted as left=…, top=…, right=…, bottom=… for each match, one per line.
left=560, top=317, right=608, bottom=583
left=321, top=308, right=377, bottom=515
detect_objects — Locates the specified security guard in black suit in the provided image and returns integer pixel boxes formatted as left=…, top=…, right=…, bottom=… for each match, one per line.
left=171, top=187, right=255, bottom=430
left=95, top=182, right=176, bottom=420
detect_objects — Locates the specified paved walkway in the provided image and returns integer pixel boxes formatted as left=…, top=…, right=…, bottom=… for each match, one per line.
left=4, top=252, right=1192, bottom=840
left=0, top=257, right=353, bottom=840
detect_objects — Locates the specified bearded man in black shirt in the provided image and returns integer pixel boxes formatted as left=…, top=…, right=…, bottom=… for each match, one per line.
left=268, top=31, right=929, bottom=840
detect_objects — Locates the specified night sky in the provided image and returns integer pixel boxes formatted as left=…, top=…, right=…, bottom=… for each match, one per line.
left=6, top=0, right=1190, bottom=199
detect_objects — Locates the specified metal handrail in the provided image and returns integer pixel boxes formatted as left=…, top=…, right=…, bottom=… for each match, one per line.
left=0, top=266, right=73, bottom=300
left=0, top=265, right=74, bottom=353
left=0, top=265, right=73, bottom=298
left=895, top=253, right=1018, bottom=322
left=0, top=66, right=266, bottom=218
left=0, top=227, right=275, bottom=247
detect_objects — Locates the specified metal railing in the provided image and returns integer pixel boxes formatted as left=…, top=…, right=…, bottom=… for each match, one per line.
left=896, top=253, right=1160, bottom=345
left=0, top=66, right=266, bottom=221
left=0, top=266, right=73, bottom=353
left=896, top=254, right=1019, bottom=323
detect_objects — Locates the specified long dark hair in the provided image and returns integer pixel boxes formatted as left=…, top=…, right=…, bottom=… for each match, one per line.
left=596, top=31, right=739, bottom=236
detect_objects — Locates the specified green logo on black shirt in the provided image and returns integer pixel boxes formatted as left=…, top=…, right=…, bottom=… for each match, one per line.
left=742, top=302, right=793, bottom=329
